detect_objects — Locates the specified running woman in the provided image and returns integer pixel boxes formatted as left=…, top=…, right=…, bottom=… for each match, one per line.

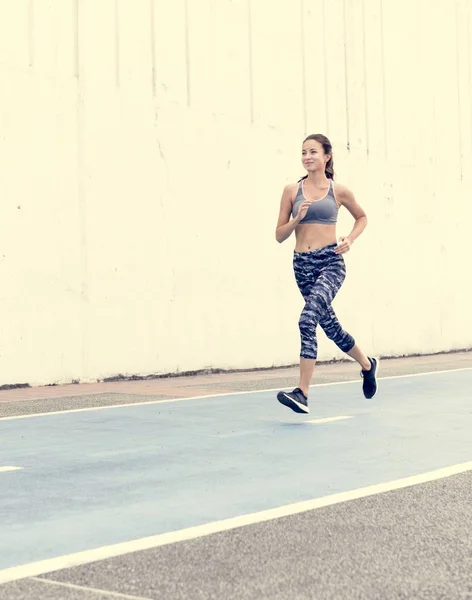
left=275, top=133, right=378, bottom=414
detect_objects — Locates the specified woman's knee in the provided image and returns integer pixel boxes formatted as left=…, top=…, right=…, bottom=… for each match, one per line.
left=335, top=332, right=355, bottom=352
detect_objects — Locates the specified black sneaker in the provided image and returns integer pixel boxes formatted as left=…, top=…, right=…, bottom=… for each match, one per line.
left=277, top=388, right=309, bottom=414
left=361, top=357, right=379, bottom=399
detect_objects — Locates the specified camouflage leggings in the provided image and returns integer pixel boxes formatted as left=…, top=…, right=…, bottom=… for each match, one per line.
left=293, top=242, right=355, bottom=360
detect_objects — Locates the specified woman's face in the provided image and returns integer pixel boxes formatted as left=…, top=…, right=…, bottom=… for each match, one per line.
left=301, top=140, right=329, bottom=173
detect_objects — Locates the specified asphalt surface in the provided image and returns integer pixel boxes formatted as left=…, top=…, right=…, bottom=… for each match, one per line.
left=37, top=472, right=472, bottom=600
left=0, top=393, right=176, bottom=419
left=1, top=473, right=471, bottom=599
left=0, top=355, right=471, bottom=599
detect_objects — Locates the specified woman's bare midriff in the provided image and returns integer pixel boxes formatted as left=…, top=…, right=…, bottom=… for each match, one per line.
left=294, top=223, right=337, bottom=252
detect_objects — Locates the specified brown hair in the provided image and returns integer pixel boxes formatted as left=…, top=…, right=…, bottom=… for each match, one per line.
left=299, top=133, right=334, bottom=181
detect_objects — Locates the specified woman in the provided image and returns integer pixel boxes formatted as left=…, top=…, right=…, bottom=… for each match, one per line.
left=275, top=133, right=378, bottom=414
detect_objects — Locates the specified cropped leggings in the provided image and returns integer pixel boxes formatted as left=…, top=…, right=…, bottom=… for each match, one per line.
left=293, top=242, right=355, bottom=360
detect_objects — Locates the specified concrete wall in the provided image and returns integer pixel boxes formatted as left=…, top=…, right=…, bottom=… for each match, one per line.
left=1, top=0, right=471, bottom=387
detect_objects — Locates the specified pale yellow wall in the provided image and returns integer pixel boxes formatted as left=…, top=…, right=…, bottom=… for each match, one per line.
left=0, top=0, right=471, bottom=386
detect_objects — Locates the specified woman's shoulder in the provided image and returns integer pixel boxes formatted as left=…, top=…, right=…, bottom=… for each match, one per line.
left=332, top=180, right=355, bottom=205
left=332, top=180, right=354, bottom=195
left=283, top=181, right=301, bottom=200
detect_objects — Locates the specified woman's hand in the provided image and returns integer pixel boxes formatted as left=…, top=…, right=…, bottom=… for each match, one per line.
left=334, top=236, right=352, bottom=254
left=296, top=199, right=313, bottom=221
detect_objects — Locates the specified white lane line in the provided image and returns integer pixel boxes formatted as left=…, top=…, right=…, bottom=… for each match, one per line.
left=1, top=460, right=471, bottom=585
left=30, top=577, right=152, bottom=600
left=0, top=366, right=471, bottom=422
left=0, top=466, right=23, bottom=473
left=304, top=415, right=353, bottom=424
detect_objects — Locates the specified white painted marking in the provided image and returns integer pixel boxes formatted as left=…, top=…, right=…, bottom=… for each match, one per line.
left=1, top=461, right=471, bottom=584
left=305, top=415, right=353, bottom=424
left=0, top=366, right=471, bottom=422
left=29, top=577, right=152, bottom=600
left=0, top=466, right=23, bottom=473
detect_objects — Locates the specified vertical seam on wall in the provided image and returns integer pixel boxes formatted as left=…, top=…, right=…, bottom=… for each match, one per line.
left=300, top=0, right=307, bottom=133
left=73, top=0, right=79, bottom=78
left=361, top=0, right=369, bottom=155
left=247, top=0, right=254, bottom=124
left=150, top=0, right=156, bottom=96
left=184, top=0, right=191, bottom=106
left=115, top=0, right=120, bottom=88
left=75, top=0, right=87, bottom=380
left=28, top=0, right=34, bottom=68
left=468, top=8, right=472, bottom=156
left=431, top=3, right=437, bottom=197
left=379, top=0, right=387, bottom=159
left=322, top=0, right=329, bottom=135
left=343, top=0, right=350, bottom=151
left=455, top=2, right=463, bottom=180
left=77, top=110, right=88, bottom=381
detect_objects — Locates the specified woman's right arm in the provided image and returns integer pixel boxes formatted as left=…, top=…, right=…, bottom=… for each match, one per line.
left=276, top=184, right=317, bottom=243
left=275, top=184, right=300, bottom=244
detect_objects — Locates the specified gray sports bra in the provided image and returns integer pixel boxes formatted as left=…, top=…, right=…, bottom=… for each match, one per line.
left=291, top=178, right=339, bottom=224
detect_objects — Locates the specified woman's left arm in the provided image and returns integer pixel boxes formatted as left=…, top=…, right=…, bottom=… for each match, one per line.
left=334, top=183, right=367, bottom=255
